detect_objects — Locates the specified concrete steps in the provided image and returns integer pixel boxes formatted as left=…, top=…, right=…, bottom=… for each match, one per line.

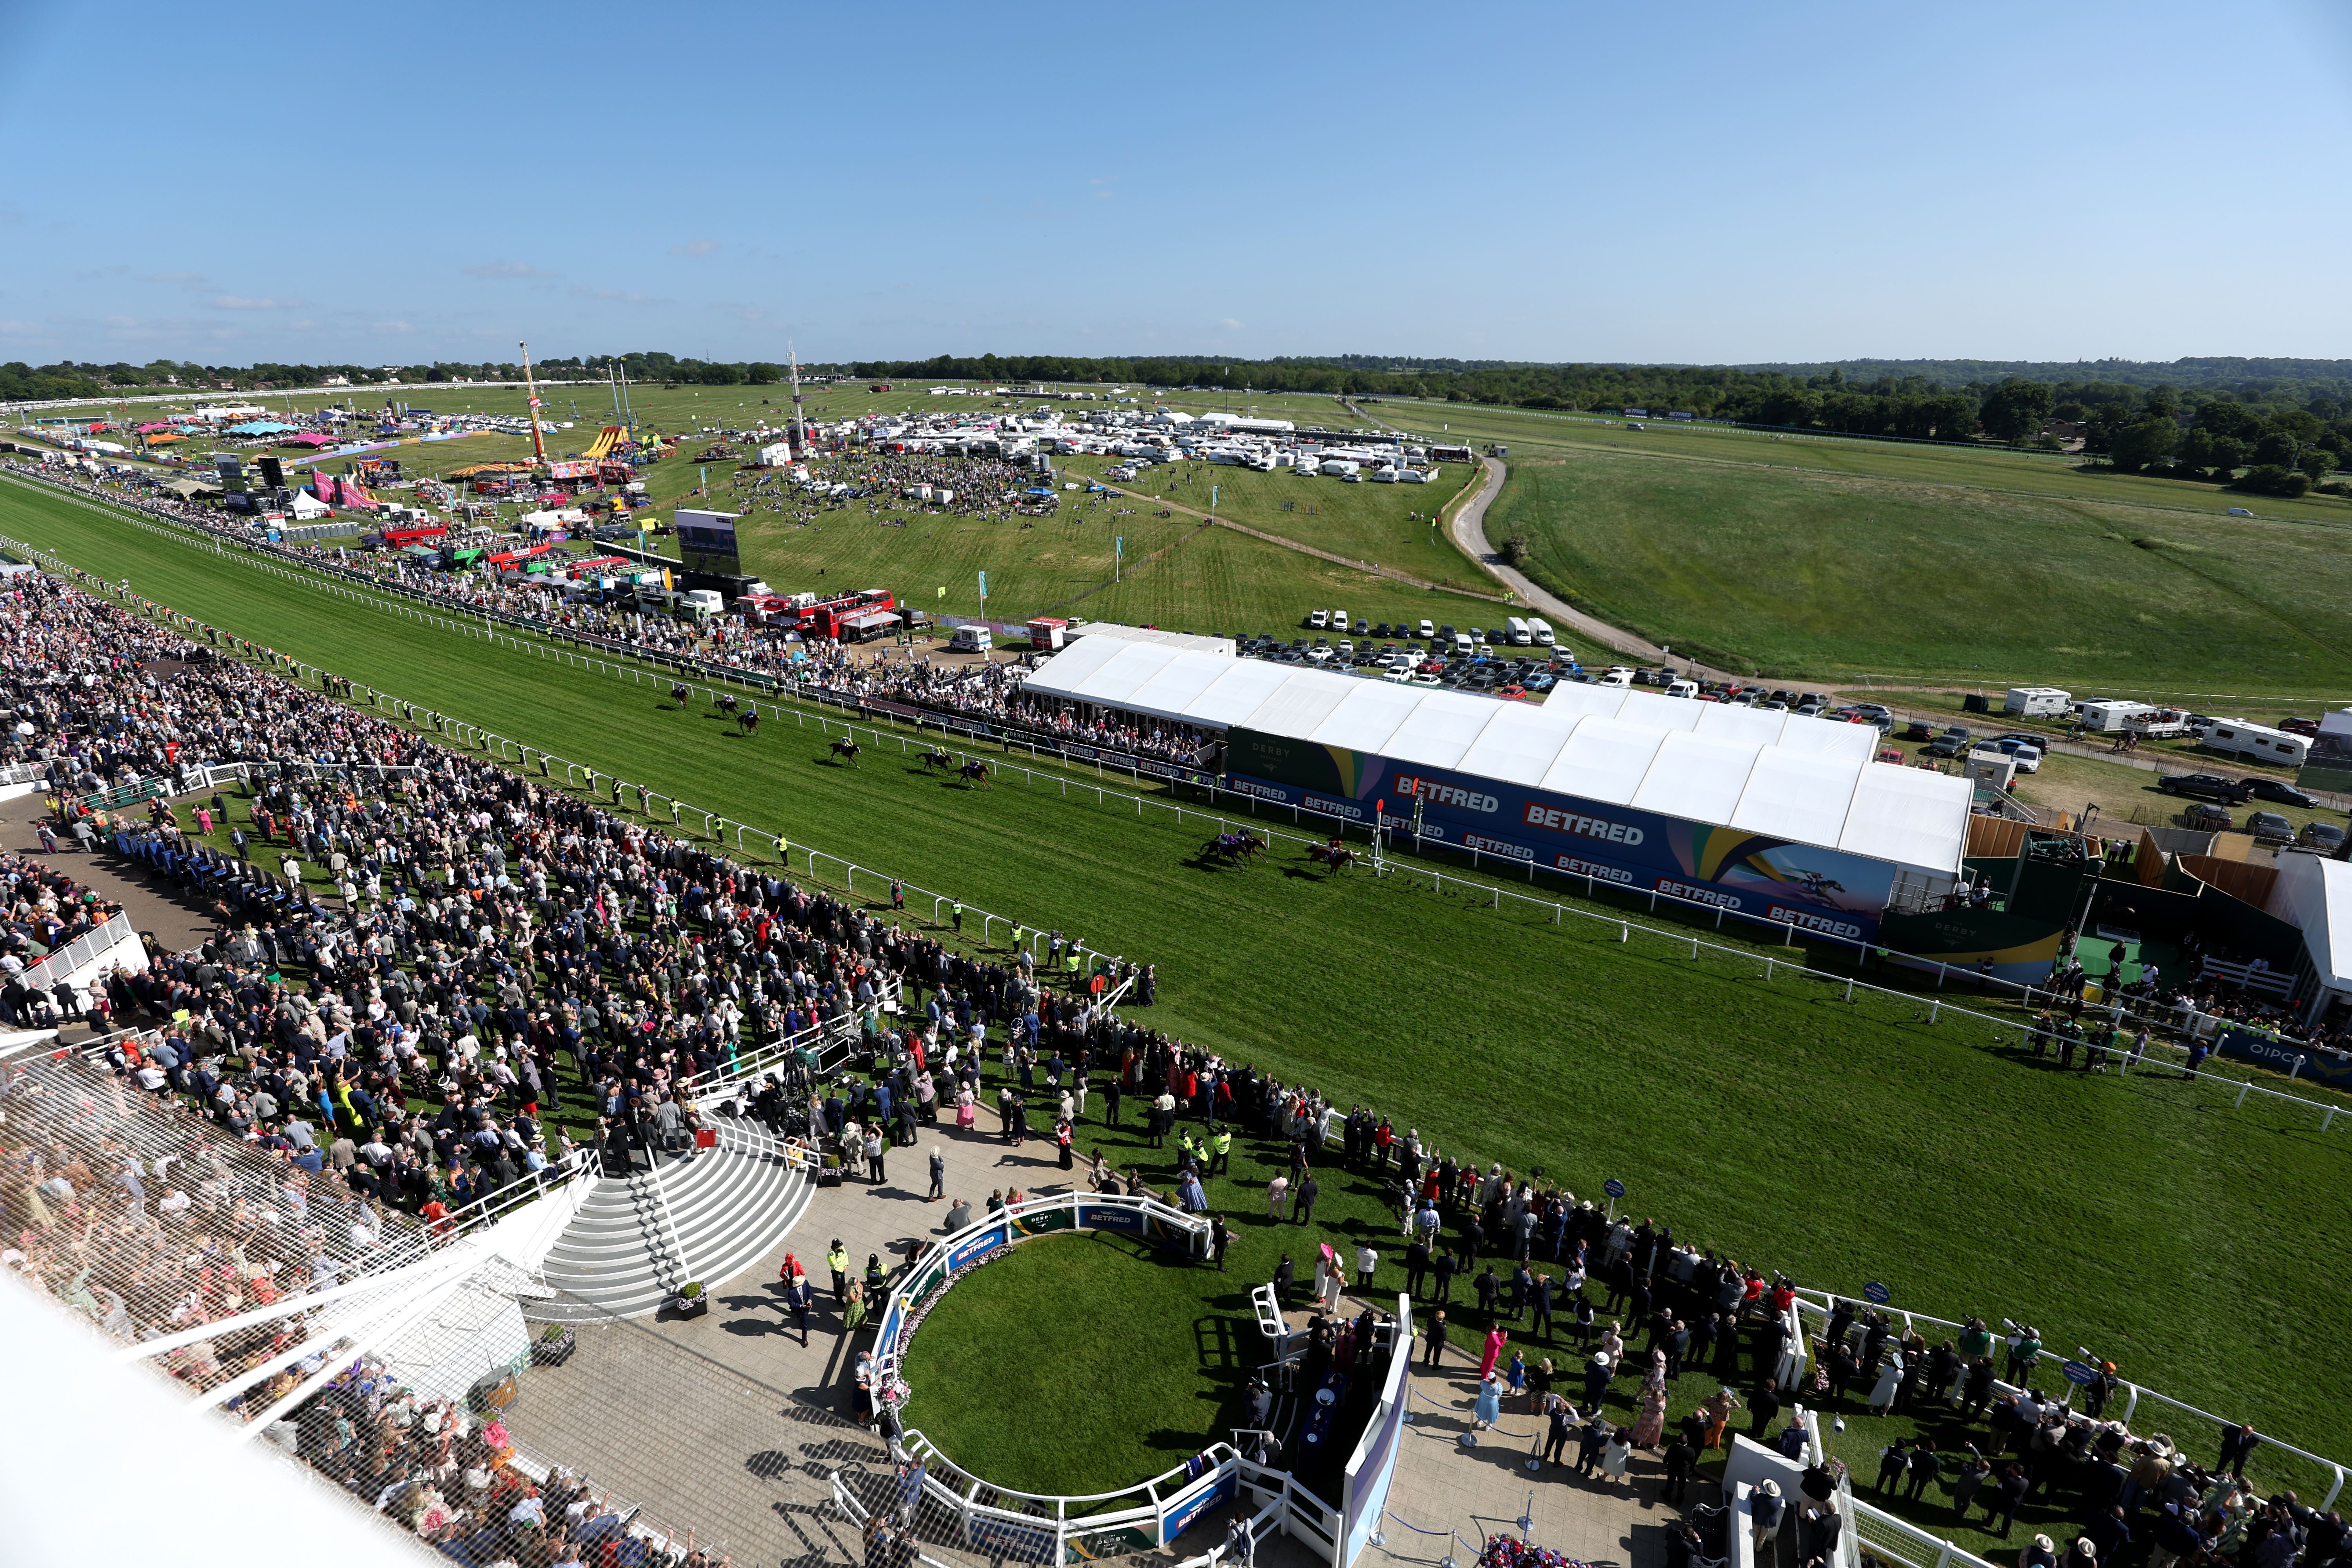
left=527, top=1127, right=812, bottom=1322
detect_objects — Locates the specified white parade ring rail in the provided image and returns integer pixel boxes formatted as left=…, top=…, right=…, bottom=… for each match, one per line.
left=866, top=1190, right=1290, bottom=1562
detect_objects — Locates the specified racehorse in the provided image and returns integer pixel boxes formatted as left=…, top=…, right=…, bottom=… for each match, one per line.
left=1202, top=831, right=1265, bottom=864
left=829, top=737, right=862, bottom=768
left=670, top=683, right=690, bottom=708
left=958, top=759, right=991, bottom=787
left=920, top=747, right=955, bottom=773
left=718, top=693, right=739, bottom=717
left=1307, top=841, right=1357, bottom=873
left=737, top=706, right=760, bottom=736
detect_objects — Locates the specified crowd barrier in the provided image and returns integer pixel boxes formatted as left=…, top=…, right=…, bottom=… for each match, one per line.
left=15, top=908, right=145, bottom=991
left=1789, top=1287, right=2345, bottom=1511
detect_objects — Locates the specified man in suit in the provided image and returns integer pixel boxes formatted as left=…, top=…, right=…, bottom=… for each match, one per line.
left=1575, top=1415, right=1610, bottom=1477
left=1662, top=1433, right=1698, bottom=1503
left=1544, top=1397, right=1576, bottom=1467
left=1423, top=1309, right=1449, bottom=1369
left=1405, top=1239, right=1430, bottom=1298
left=2219, top=1423, right=2261, bottom=1480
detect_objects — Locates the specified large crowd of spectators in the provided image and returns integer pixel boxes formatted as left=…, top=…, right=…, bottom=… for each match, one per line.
left=15, top=457, right=1216, bottom=768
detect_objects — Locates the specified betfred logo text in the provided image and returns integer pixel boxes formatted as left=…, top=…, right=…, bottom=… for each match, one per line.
left=1523, top=802, right=1645, bottom=845
left=1768, top=905, right=1863, bottom=940
left=1392, top=775, right=1499, bottom=814
left=1555, top=855, right=1637, bottom=885
left=1657, top=878, right=1741, bottom=910
left=1463, top=832, right=1533, bottom=860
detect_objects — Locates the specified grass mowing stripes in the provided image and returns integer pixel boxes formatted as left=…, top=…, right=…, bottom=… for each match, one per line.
left=5, top=477, right=2348, bottom=1503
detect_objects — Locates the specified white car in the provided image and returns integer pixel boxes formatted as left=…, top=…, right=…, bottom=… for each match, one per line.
left=1308, top=610, right=1329, bottom=630
left=1418, top=619, right=1436, bottom=639
left=1383, top=664, right=1411, bottom=682
left=1331, top=611, right=1351, bottom=632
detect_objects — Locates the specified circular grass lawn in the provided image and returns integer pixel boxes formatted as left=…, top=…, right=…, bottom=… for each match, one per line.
left=897, top=1230, right=1253, bottom=1497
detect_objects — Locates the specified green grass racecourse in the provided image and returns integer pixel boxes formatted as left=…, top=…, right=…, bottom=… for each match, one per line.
left=5, top=476, right=2350, bottom=1531
left=1406, top=403, right=2352, bottom=697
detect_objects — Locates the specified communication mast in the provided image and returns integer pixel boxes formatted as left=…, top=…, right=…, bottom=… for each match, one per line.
left=788, top=343, right=807, bottom=459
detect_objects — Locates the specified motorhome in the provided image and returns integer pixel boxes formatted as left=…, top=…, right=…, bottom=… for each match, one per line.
left=2197, top=719, right=2313, bottom=767
left=949, top=625, right=993, bottom=654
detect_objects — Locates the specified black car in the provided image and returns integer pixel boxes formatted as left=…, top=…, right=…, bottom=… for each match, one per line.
left=1922, top=728, right=1972, bottom=759
left=2239, top=777, right=2318, bottom=808
left=2159, top=773, right=2251, bottom=804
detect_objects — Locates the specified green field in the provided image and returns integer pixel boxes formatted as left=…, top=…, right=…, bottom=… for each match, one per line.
left=94, top=379, right=1504, bottom=633
left=7, top=475, right=2352, bottom=1525
left=1365, top=402, right=2352, bottom=697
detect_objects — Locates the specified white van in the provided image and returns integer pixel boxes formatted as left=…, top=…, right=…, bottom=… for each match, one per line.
left=1308, top=610, right=1330, bottom=630
left=1527, top=617, right=1555, bottom=646
left=679, top=589, right=725, bottom=619
left=1332, top=611, right=1351, bottom=632
left=949, top=625, right=993, bottom=653
left=1597, top=668, right=1633, bottom=688
left=1452, top=632, right=1475, bottom=655
left=1505, top=617, right=1531, bottom=646
left=1665, top=679, right=1700, bottom=699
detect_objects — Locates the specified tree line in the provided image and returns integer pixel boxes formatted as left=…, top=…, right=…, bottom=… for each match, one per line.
left=11, top=351, right=2348, bottom=492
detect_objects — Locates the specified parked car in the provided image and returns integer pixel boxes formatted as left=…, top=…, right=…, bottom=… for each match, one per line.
left=2245, top=811, right=2297, bottom=845
left=2182, top=802, right=2234, bottom=831
left=2239, top=777, right=2318, bottom=808
left=1307, top=610, right=1328, bottom=629
left=1902, top=721, right=1935, bottom=742
left=2297, top=820, right=2347, bottom=852
left=1995, top=740, right=2043, bottom=773
left=1923, top=728, right=1972, bottom=759
left=2280, top=717, right=2321, bottom=737
left=2159, top=773, right=2251, bottom=804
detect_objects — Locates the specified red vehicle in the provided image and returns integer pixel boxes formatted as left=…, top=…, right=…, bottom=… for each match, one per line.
left=796, top=588, right=897, bottom=639
left=485, top=543, right=558, bottom=572
left=381, top=524, right=449, bottom=549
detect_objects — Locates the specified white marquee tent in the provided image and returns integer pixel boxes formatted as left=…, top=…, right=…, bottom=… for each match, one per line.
left=1022, top=639, right=1972, bottom=874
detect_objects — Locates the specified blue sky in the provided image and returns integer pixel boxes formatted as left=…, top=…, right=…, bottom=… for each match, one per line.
left=4, top=0, right=2349, bottom=367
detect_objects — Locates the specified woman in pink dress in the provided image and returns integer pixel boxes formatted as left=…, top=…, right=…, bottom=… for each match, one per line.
left=1630, top=1350, right=1670, bottom=1448
left=1478, top=1326, right=1507, bottom=1382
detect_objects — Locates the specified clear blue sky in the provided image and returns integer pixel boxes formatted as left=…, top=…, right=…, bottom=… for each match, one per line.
left=4, top=0, right=2349, bottom=368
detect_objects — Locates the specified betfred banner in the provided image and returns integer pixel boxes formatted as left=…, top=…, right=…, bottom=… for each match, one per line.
left=1226, top=735, right=1898, bottom=940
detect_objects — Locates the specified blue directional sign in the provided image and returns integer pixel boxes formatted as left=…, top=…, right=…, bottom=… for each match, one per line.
left=2061, top=1359, right=2100, bottom=1386
left=1604, top=1178, right=1626, bottom=1199
left=1863, top=1281, right=1892, bottom=1305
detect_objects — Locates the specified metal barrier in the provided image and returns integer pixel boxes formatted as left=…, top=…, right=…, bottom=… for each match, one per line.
left=1791, top=1287, right=2345, bottom=1510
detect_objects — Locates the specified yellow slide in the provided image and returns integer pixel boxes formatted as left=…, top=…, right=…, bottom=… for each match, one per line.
left=584, top=425, right=627, bottom=461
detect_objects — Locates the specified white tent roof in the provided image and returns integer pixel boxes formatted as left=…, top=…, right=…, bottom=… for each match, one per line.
left=1019, top=646, right=1969, bottom=872
left=2270, top=852, right=2352, bottom=995
left=1066, top=622, right=1236, bottom=657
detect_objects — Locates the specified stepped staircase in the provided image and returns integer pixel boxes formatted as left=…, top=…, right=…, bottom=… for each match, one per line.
left=528, top=1122, right=814, bottom=1323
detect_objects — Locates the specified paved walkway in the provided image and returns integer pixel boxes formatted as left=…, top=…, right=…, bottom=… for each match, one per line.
left=0, top=789, right=220, bottom=954
left=604, top=1117, right=1674, bottom=1568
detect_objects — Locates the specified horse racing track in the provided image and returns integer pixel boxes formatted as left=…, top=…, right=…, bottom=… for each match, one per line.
left=6, top=474, right=2352, bottom=1472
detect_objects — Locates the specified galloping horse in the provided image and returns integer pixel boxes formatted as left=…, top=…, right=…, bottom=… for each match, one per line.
left=829, top=736, right=862, bottom=768
left=1202, top=831, right=1265, bottom=864
left=958, top=759, right=991, bottom=787
left=737, top=705, right=760, bottom=736
left=1307, top=840, right=1357, bottom=873
left=718, top=692, right=740, bottom=717
left=670, top=682, right=691, bottom=708
left=920, top=746, right=956, bottom=773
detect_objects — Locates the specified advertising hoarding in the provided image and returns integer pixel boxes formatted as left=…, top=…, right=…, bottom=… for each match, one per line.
left=1227, top=727, right=1898, bottom=940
